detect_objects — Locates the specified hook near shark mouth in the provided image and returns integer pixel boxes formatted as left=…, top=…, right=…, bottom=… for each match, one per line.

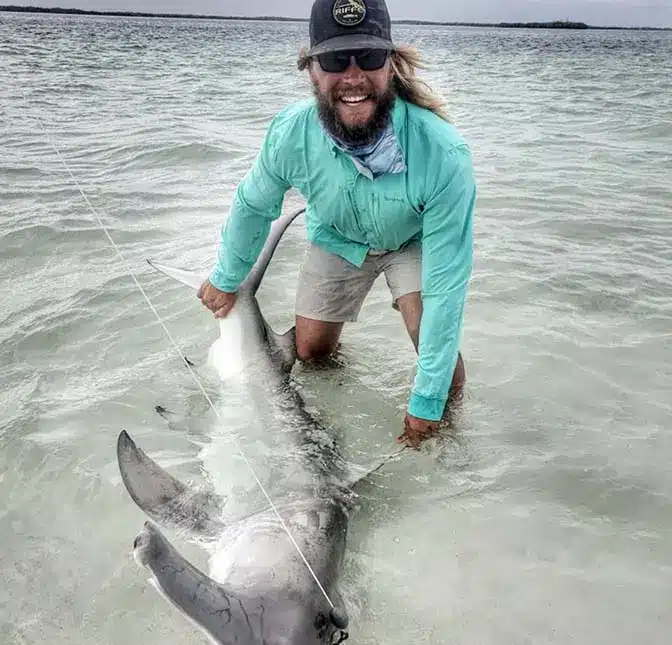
left=116, top=207, right=387, bottom=644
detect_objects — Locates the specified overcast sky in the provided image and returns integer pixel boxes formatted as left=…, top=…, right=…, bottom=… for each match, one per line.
left=10, top=0, right=672, bottom=28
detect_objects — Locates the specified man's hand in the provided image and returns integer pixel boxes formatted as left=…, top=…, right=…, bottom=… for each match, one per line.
left=397, top=413, right=439, bottom=450
left=198, top=280, right=237, bottom=318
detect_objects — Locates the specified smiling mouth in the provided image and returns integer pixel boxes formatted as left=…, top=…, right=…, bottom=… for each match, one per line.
left=339, top=94, right=371, bottom=105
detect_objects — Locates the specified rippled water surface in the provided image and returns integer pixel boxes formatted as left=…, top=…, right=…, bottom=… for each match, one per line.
left=1, top=12, right=671, bottom=645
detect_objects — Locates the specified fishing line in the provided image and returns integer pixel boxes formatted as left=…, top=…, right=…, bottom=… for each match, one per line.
left=18, top=91, right=338, bottom=611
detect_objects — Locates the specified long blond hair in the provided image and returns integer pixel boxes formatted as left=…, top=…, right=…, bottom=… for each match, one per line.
left=297, top=44, right=450, bottom=122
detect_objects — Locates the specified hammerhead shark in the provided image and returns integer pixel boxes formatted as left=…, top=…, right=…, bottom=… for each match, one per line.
left=117, top=207, right=381, bottom=644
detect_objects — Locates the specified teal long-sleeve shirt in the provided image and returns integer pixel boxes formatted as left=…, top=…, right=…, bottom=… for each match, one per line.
left=210, top=98, right=476, bottom=422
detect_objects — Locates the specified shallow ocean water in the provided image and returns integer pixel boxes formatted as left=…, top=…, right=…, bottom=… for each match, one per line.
left=1, top=12, right=671, bottom=644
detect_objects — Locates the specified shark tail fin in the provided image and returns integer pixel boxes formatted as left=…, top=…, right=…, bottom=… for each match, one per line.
left=117, top=431, right=225, bottom=537
left=240, top=207, right=305, bottom=296
left=147, top=206, right=303, bottom=296
left=147, top=260, right=207, bottom=291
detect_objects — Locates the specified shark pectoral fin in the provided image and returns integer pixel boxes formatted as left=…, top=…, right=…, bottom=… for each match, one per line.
left=266, top=324, right=297, bottom=373
left=147, top=260, right=208, bottom=291
left=134, top=521, right=253, bottom=643
left=117, top=431, right=225, bottom=537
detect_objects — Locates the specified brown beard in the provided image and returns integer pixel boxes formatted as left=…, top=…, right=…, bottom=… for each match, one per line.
left=313, top=80, right=396, bottom=147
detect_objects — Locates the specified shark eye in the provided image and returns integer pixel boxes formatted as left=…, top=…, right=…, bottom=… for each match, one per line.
left=330, top=630, right=349, bottom=644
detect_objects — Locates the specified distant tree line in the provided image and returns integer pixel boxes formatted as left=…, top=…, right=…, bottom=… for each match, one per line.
left=0, top=5, right=302, bottom=20
left=500, top=21, right=589, bottom=29
left=0, top=6, right=669, bottom=30
left=396, top=19, right=590, bottom=28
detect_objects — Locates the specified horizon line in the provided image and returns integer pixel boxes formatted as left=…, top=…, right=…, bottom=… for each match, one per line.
left=1, top=5, right=670, bottom=30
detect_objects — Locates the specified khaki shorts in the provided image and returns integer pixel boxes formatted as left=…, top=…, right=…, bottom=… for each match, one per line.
left=295, top=242, right=422, bottom=323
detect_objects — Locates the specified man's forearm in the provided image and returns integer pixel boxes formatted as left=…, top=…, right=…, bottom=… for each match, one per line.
left=209, top=192, right=277, bottom=291
left=408, top=286, right=468, bottom=421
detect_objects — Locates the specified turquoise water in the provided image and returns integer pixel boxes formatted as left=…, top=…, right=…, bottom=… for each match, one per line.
left=1, top=12, right=671, bottom=644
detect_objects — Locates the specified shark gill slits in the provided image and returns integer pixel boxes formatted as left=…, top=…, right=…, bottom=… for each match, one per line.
left=314, top=612, right=327, bottom=629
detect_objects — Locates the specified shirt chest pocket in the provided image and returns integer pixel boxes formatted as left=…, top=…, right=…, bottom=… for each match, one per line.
left=304, top=160, right=422, bottom=249
left=359, top=175, right=422, bottom=249
left=303, top=161, right=366, bottom=241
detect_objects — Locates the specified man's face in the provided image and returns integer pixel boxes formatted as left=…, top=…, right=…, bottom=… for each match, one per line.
left=309, top=49, right=395, bottom=146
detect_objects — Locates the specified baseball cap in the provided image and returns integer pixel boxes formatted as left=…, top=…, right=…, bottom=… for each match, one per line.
left=308, top=0, right=395, bottom=56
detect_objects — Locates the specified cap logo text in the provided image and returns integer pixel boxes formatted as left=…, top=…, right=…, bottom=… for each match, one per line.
left=332, top=0, right=366, bottom=27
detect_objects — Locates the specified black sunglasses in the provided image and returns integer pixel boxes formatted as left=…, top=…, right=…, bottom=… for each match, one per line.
left=316, top=49, right=390, bottom=73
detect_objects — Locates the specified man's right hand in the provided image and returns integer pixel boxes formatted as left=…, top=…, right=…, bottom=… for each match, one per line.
left=198, top=280, right=237, bottom=318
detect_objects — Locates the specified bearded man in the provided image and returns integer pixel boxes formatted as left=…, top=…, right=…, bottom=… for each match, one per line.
left=198, top=0, right=476, bottom=449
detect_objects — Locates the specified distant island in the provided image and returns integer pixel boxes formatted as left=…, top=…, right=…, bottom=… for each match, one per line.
left=1, top=6, right=669, bottom=31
